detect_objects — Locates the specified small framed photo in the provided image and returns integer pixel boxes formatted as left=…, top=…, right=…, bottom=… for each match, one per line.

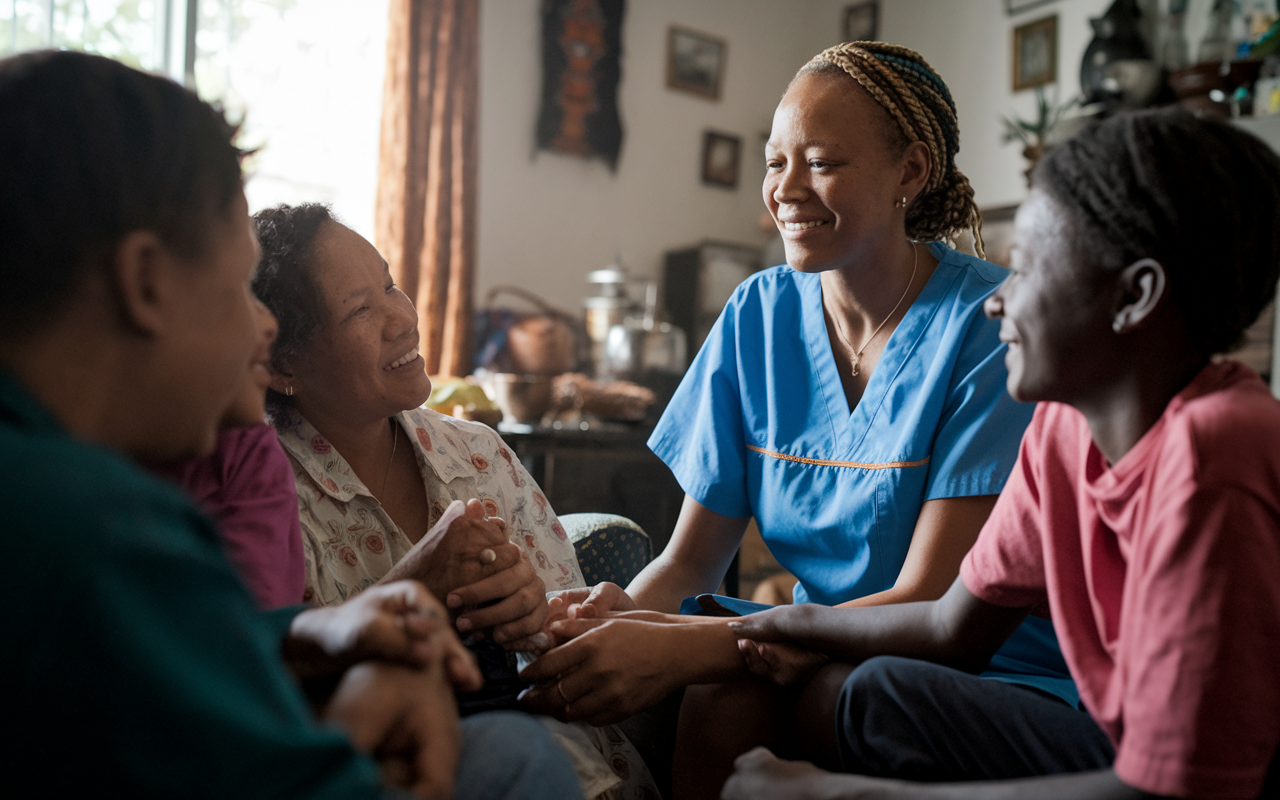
left=701, top=131, right=741, bottom=189
left=844, top=1, right=879, bottom=43
left=1005, top=0, right=1057, bottom=15
left=667, top=25, right=726, bottom=100
left=1013, top=14, right=1057, bottom=91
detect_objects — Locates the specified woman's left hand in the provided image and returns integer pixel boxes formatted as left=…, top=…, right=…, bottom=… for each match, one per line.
left=517, top=617, right=682, bottom=725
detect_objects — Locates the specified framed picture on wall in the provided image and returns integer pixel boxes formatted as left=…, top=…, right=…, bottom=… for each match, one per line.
left=844, top=1, right=879, bottom=43
left=701, top=131, right=741, bottom=188
left=667, top=26, right=726, bottom=100
left=1006, top=0, right=1058, bottom=15
left=1013, top=14, right=1057, bottom=91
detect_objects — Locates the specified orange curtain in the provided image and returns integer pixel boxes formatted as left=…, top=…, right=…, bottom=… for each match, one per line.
left=375, top=0, right=479, bottom=377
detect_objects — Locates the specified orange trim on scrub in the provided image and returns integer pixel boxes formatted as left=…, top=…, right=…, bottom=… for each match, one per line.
left=745, top=444, right=930, bottom=470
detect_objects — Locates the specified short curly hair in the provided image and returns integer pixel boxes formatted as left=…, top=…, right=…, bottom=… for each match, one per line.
left=251, top=203, right=336, bottom=407
left=1033, top=108, right=1280, bottom=354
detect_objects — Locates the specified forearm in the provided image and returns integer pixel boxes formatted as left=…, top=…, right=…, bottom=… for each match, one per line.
left=742, top=578, right=1030, bottom=673
left=851, top=769, right=1156, bottom=800
left=628, top=553, right=724, bottom=614
left=767, top=602, right=954, bottom=664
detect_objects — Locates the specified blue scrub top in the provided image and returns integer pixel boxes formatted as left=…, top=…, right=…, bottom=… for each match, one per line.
left=651, top=243, right=1080, bottom=706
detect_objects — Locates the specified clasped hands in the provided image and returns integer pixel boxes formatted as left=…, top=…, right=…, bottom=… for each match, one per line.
left=393, top=498, right=550, bottom=650
left=515, top=584, right=828, bottom=726
left=284, top=579, right=481, bottom=800
left=279, top=498, right=550, bottom=798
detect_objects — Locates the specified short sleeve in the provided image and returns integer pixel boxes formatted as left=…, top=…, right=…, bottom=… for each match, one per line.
left=648, top=289, right=752, bottom=519
left=924, top=313, right=1035, bottom=501
left=961, top=407, right=1051, bottom=608
left=1114, top=484, right=1280, bottom=799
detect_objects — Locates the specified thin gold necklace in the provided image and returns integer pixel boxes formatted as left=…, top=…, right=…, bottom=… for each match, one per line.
left=378, top=419, right=399, bottom=498
left=831, top=242, right=919, bottom=378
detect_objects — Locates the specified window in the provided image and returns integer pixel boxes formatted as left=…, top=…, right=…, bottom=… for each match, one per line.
left=2, top=0, right=389, bottom=240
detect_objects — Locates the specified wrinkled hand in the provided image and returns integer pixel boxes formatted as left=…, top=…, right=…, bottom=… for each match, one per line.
left=737, top=639, right=828, bottom=687
left=400, top=499, right=513, bottom=600
left=722, top=747, right=886, bottom=800
left=392, top=499, right=550, bottom=650
left=285, top=580, right=482, bottom=690
left=323, top=661, right=463, bottom=800
left=517, top=616, right=684, bottom=725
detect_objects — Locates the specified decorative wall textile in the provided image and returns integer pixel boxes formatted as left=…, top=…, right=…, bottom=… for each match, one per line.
left=375, top=0, right=479, bottom=377
left=535, top=0, right=625, bottom=169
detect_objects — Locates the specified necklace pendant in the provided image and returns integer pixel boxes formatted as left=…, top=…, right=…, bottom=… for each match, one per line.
left=850, top=354, right=861, bottom=378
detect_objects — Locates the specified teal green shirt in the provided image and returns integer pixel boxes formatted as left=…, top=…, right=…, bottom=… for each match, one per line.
left=1, top=370, right=388, bottom=797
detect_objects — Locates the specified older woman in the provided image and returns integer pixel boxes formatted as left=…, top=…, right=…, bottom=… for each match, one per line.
left=520, top=42, right=1078, bottom=797
left=251, top=204, right=653, bottom=799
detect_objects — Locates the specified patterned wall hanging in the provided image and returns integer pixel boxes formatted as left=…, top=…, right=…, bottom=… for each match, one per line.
left=535, top=0, right=626, bottom=169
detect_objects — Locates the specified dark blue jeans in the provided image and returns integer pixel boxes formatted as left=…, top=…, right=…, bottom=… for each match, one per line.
left=836, top=656, right=1114, bottom=782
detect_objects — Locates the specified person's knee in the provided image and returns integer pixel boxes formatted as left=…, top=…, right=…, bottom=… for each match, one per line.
left=836, top=656, right=932, bottom=774
left=456, top=712, right=582, bottom=800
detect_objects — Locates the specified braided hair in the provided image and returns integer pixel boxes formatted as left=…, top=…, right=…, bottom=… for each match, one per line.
left=1034, top=109, right=1280, bottom=354
left=798, top=42, right=984, bottom=258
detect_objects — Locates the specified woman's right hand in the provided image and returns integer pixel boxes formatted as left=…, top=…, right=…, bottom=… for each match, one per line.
left=383, top=499, right=550, bottom=648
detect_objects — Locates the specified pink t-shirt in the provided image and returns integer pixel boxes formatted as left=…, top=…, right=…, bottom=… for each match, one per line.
left=961, top=361, right=1280, bottom=799
left=155, top=423, right=305, bottom=610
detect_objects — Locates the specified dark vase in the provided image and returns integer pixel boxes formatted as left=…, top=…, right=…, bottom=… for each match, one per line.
left=1080, top=0, right=1153, bottom=108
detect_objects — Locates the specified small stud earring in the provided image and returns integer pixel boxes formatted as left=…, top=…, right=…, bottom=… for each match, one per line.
left=1112, top=317, right=1126, bottom=333
left=285, top=385, right=294, bottom=396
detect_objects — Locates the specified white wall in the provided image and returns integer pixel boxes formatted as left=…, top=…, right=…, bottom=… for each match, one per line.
left=476, top=0, right=851, bottom=311
left=877, top=0, right=1217, bottom=210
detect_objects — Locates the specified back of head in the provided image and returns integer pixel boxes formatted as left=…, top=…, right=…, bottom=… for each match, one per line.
left=799, top=41, right=984, bottom=256
left=1034, top=108, right=1280, bottom=354
left=0, top=50, right=243, bottom=341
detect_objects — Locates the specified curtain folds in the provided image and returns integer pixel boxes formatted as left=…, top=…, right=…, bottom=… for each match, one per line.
left=376, top=0, right=479, bottom=377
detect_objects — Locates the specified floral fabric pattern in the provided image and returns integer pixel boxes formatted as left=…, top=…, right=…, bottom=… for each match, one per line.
left=275, top=406, right=584, bottom=606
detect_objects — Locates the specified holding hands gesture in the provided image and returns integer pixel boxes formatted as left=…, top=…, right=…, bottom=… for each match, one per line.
left=384, top=498, right=550, bottom=649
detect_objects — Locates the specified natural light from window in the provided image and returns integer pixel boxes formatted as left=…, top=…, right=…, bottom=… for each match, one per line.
left=2, top=0, right=389, bottom=240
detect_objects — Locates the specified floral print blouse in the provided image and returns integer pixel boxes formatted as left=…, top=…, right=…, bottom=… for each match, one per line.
left=274, top=406, right=585, bottom=606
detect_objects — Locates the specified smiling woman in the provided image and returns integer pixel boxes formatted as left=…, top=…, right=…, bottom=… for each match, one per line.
left=514, top=41, right=1084, bottom=800
left=251, top=202, right=656, bottom=799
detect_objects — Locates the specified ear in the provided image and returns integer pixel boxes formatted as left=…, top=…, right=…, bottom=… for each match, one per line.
left=899, top=140, right=932, bottom=206
left=267, top=366, right=295, bottom=396
left=110, top=231, right=177, bottom=336
left=1111, top=258, right=1167, bottom=334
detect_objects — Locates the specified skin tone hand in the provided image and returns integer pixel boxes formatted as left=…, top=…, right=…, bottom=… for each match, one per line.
left=382, top=499, right=550, bottom=649
left=283, top=580, right=479, bottom=688
left=322, top=661, right=470, bottom=800
left=723, top=747, right=1165, bottom=800
left=737, top=638, right=829, bottom=688
left=518, top=614, right=748, bottom=725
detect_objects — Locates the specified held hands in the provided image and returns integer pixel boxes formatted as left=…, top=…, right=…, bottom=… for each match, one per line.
left=729, top=604, right=829, bottom=687
left=285, top=580, right=482, bottom=690
left=399, top=499, right=550, bottom=649
left=517, top=616, right=684, bottom=726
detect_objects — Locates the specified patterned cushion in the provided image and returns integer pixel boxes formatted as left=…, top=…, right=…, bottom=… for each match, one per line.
left=561, top=513, right=653, bottom=587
